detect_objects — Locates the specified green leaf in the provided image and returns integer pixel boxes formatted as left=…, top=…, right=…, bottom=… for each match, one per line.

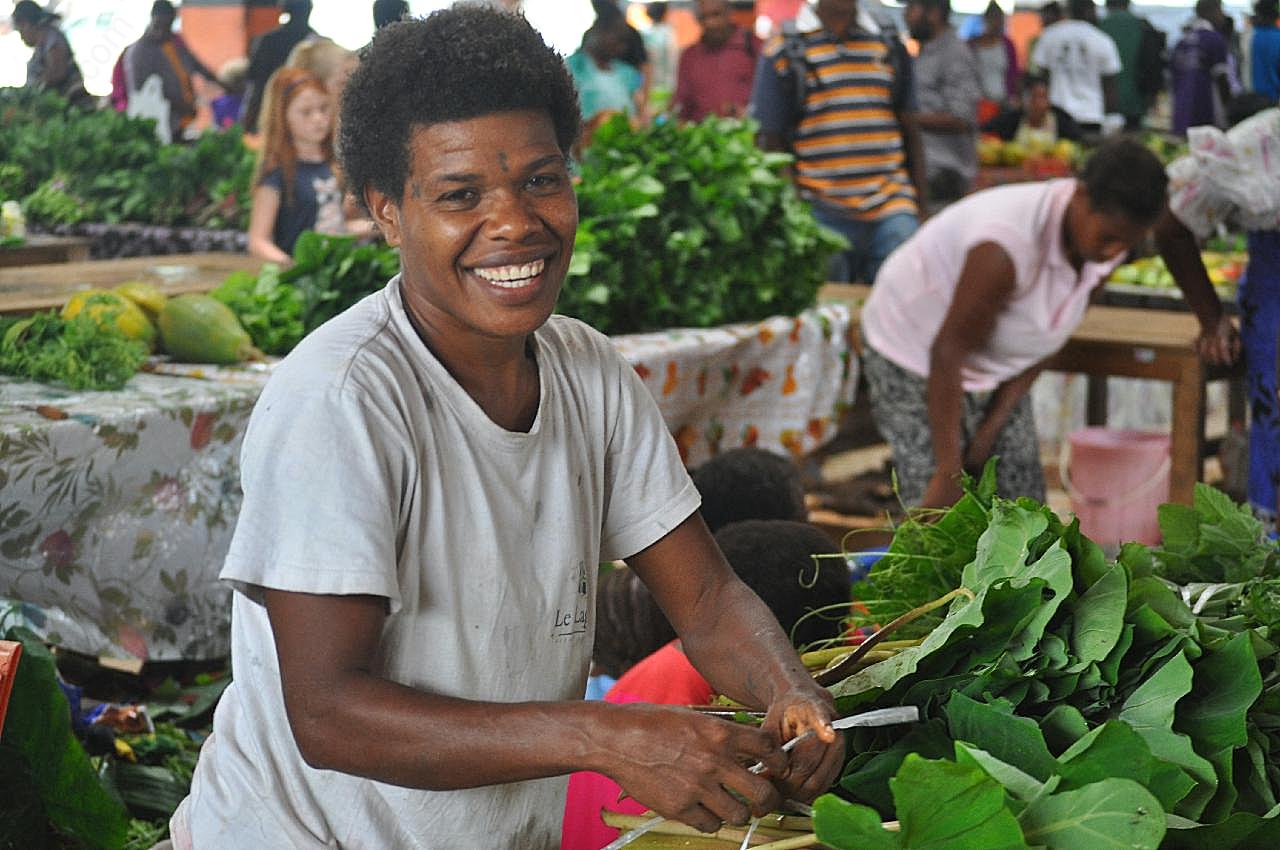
left=954, top=742, right=1046, bottom=802
left=1019, top=778, right=1165, bottom=849
left=1041, top=704, right=1090, bottom=754
left=832, top=578, right=1047, bottom=699
left=1157, top=503, right=1200, bottom=555
left=945, top=693, right=1059, bottom=781
left=1071, top=563, right=1128, bottom=664
left=1056, top=722, right=1153, bottom=793
left=1176, top=632, right=1261, bottom=756
left=890, top=754, right=1032, bottom=850
left=962, top=501, right=1049, bottom=590
left=813, top=794, right=900, bottom=850
left=1, top=626, right=129, bottom=849
left=1161, top=806, right=1280, bottom=850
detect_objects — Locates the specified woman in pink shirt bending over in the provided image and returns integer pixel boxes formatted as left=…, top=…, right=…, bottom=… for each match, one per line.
left=859, top=137, right=1235, bottom=509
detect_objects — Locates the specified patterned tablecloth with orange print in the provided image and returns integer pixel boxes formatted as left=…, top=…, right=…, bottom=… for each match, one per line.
left=611, top=304, right=857, bottom=468
left=0, top=304, right=857, bottom=661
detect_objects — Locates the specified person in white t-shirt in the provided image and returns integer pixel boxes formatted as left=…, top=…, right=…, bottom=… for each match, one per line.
left=170, top=8, right=843, bottom=850
left=1030, top=0, right=1123, bottom=130
left=860, top=138, right=1230, bottom=509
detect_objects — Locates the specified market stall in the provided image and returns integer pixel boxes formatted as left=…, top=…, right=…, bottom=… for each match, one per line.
left=0, top=303, right=857, bottom=662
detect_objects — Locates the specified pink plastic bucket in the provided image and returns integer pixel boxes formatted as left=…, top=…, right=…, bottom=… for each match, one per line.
left=1060, top=428, right=1171, bottom=546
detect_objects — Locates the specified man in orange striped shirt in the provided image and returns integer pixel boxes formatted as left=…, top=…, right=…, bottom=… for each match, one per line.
left=750, top=0, right=926, bottom=283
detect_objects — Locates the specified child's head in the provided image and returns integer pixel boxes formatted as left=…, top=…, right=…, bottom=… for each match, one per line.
left=691, top=447, right=807, bottom=533
left=713, top=519, right=851, bottom=648
left=217, top=57, right=249, bottom=95
left=287, top=38, right=358, bottom=110
left=592, top=566, right=678, bottom=681
left=256, top=67, right=333, bottom=202
left=338, top=7, right=582, bottom=344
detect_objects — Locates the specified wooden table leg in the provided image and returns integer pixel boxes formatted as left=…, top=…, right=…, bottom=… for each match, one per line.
left=1085, top=375, right=1108, bottom=426
left=1169, top=360, right=1207, bottom=504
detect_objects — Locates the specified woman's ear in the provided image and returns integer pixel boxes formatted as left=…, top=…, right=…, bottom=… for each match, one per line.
left=365, top=186, right=403, bottom=247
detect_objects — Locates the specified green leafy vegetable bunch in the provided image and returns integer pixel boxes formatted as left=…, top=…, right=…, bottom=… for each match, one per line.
left=559, top=114, right=847, bottom=335
left=210, top=231, right=400, bottom=354
left=0, top=309, right=148, bottom=390
left=0, top=88, right=255, bottom=230
left=813, top=483, right=1280, bottom=850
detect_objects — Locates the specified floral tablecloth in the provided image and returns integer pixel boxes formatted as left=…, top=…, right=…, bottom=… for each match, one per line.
left=0, top=305, right=856, bottom=661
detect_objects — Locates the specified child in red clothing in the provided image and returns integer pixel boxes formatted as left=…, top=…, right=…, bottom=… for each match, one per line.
left=563, top=519, right=852, bottom=850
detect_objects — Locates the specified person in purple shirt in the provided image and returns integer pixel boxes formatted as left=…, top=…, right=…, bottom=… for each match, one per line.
left=673, top=0, right=760, bottom=121
left=1252, top=0, right=1280, bottom=99
left=1171, top=0, right=1235, bottom=134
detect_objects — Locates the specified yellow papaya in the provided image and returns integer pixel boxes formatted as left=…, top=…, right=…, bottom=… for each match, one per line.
left=62, top=289, right=157, bottom=349
left=158, top=294, right=260, bottom=364
left=113, top=281, right=168, bottom=321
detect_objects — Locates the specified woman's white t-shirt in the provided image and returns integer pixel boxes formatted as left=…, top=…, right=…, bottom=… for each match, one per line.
left=174, top=279, right=700, bottom=849
left=862, top=178, right=1125, bottom=392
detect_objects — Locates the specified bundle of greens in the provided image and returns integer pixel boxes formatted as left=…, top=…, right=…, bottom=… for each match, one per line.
left=287, top=231, right=401, bottom=332
left=0, top=311, right=148, bottom=391
left=559, top=114, right=848, bottom=335
left=209, top=232, right=400, bottom=355
left=210, top=265, right=306, bottom=356
left=810, top=484, right=1280, bottom=850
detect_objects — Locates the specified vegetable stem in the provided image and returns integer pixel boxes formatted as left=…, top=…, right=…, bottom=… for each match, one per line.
left=815, top=588, right=974, bottom=687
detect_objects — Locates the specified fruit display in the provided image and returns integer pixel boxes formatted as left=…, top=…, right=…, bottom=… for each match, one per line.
left=1142, top=132, right=1190, bottom=165
left=61, top=290, right=157, bottom=351
left=1107, top=251, right=1246, bottom=295
left=157, top=295, right=261, bottom=366
left=977, top=135, right=1080, bottom=176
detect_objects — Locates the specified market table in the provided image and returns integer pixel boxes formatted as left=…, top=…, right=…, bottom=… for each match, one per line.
left=0, top=235, right=92, bottom=269
left=0, top=253, right=262, bottom=316
left=819, top=283, right=1244, bottom=505
left=0, top=304, right=857, bottom=662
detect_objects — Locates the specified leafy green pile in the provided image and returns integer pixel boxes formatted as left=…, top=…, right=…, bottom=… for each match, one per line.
left=210, top=231, right=400, bottom=354
left=813, top=484, right=1280, bottom=849
left=0, top=310, right=148, bottom=390
left=847, top=463, right=999, bottom=638
left=1, top=626, right=131, bottom=850
left=0, top=623, right=228, bottom=850
left=559, top=114, right=847, bottom=335
left=0, top=88, right=254, bottom=229
left=211, top=265, right=306, bottom=356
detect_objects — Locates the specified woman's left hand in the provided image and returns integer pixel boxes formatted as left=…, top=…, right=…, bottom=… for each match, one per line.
left=761, top=688, right=845, bottom=803
left=1197, top=315, right=1241, bottom=365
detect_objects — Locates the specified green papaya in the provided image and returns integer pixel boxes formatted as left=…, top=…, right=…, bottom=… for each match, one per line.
left=158, top=294, right=261, bottom=364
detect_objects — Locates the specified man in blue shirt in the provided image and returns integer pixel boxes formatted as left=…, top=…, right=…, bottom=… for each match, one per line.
left=1252, top=0, right=1280, bottom=98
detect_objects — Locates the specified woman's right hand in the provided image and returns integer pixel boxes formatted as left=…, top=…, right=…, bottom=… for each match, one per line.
left=602, top=704, right=787, bottom=835
left=1196, top=314, right=1241, bottom=366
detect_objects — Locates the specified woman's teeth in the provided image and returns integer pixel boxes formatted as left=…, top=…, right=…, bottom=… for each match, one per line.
left=472, top=259, right=545, bottom=288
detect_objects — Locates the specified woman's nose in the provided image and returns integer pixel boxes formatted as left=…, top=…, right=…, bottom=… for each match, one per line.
left=484, top=192, right=541, bottom=240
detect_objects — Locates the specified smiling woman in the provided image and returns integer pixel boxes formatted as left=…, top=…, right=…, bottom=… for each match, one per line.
left=171, top=6, right=845, bottom=850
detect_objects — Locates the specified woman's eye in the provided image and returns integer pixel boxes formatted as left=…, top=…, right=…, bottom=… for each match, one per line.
left=527, top=173, right=563, bottom=191
left=439, top=189, right=478, bottom=204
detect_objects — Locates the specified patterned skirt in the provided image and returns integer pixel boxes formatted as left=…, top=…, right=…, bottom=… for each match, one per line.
left=862, top=345, right=1046, bottom=506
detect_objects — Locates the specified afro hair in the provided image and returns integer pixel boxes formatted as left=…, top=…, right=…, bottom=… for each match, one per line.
left=339, top=5, right=581, bottom=209
left=1079, top=136, right=1168, bottom=226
